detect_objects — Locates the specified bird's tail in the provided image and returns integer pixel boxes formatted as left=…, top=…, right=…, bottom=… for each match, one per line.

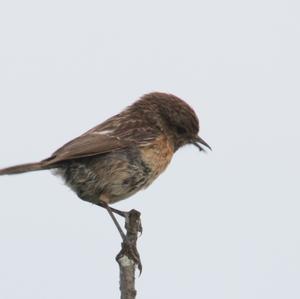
left=0, top=161, right=53, bottom=175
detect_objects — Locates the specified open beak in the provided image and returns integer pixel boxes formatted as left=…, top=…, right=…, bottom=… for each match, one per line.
left=193, top=136, right=212, bottom=152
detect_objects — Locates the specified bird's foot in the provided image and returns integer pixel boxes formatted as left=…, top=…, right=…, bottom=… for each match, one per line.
left=116, top=239, right=143, bottom=274
left=116, top=209, right=143, bottom=274
left=123, top=210, right=143, bottom=236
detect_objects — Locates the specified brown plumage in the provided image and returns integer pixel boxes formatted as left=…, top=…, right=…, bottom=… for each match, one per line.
left=0, top=92, right=211, bottom=205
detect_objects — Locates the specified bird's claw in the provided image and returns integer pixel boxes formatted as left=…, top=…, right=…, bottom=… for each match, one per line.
left=116, top=240, right=142, bottom=275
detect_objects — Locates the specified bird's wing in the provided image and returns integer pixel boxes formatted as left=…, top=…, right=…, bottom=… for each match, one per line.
left=44, top=133, right=126, bottom=165
left=43, top=115, right=161, bottom=165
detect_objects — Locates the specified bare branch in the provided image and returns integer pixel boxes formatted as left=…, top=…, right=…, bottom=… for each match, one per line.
left=116, top=209, right=142, bottom=299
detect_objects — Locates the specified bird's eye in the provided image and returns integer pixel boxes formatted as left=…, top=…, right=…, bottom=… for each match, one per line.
left=176, top=126, right=187, bottom=135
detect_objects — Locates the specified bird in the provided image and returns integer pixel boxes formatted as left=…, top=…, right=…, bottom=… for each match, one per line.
left=0, top=92, right=211, bottom=239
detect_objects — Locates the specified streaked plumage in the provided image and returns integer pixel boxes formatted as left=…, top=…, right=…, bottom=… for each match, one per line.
left=0, top=92, right=211, bottom=205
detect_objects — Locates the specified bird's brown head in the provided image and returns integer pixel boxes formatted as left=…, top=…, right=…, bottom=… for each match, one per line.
left=130, top=92, right=211, bottom=152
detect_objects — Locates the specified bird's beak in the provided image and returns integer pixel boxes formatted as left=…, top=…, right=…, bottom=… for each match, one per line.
left=193, top=136, right=212, bottom=152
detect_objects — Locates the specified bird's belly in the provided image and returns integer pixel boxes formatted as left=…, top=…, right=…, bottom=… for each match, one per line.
left=56, top=137, right=173, bottom=205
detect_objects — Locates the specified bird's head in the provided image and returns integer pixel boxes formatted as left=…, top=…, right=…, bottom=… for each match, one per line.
left=136, top=92, right=211, bottom=152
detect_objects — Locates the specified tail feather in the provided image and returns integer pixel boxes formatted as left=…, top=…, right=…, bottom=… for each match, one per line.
left=0, top=162, right=52, bottom=175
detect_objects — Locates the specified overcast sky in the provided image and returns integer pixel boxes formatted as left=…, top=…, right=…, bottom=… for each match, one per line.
left=0, top=0, right=300, bottom=298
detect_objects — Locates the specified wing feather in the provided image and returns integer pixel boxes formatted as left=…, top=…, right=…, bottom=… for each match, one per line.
left=1, top=100, right=167, bottom=173
left=44, top=133, right=126, bottom=164
left=42, top=114, right=161, bottom=166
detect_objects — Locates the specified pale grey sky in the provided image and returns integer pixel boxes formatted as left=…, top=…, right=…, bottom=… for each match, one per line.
left=0, top=0, right=300, bottom=298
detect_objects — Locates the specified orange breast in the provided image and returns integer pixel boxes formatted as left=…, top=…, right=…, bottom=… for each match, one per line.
left=139, top=134, right=174, bottom=188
